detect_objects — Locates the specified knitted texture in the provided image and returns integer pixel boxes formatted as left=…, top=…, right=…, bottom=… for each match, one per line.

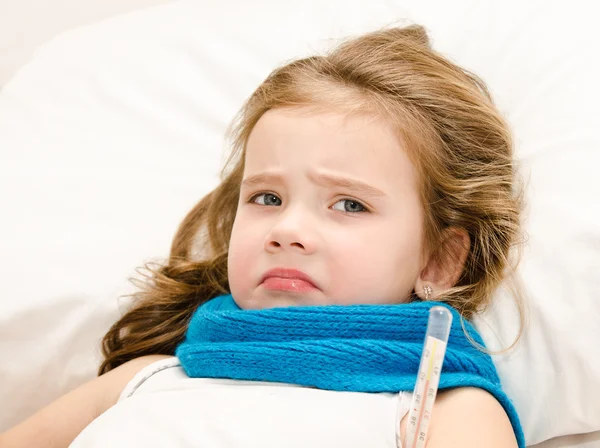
left=176, top=294, right=524, bottom=447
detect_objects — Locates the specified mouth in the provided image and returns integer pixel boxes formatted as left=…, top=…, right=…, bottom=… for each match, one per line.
left=259, top=268, right=319, bottom=293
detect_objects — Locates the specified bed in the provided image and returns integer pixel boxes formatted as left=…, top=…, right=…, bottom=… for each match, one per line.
left=1, top=0, right=599, bottom=446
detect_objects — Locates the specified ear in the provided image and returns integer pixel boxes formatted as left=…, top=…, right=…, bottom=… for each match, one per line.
left=414, top=227, right=470, bottom=300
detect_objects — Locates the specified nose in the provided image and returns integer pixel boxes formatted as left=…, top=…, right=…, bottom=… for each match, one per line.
left=264, top=205, right=318, bottom=255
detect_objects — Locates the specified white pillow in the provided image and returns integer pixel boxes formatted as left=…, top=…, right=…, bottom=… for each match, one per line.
left=1, top=0, right=598, bottom=445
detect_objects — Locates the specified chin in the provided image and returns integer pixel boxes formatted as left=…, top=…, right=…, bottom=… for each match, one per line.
left=239, top=289, right=322, bottom=309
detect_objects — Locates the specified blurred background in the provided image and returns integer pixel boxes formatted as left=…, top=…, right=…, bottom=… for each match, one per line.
left=0, top=0, right=170, bottom=87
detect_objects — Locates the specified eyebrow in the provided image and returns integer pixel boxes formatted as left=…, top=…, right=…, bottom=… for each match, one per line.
left=241, top=171, right=387, bottom=199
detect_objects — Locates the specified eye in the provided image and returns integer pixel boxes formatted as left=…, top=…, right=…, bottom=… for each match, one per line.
left=250, top=192, right=282, bottom=206
left=332, top=199, right=367, bottom=214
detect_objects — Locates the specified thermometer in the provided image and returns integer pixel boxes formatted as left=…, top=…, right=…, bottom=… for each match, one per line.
left=402, top=306, right=453, bottom=448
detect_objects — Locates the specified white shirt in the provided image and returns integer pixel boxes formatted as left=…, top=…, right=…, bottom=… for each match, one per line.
left=70, top=356, right=412, bottom=447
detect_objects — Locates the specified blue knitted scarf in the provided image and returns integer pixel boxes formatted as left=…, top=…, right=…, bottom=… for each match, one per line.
left=176, top=294, right=524, bottom=447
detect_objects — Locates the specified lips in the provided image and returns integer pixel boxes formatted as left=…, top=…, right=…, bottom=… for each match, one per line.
left=260, top=268, right=319, bottom=292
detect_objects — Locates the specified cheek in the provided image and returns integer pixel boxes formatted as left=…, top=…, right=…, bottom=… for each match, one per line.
left=325, top=229, right=380, bottom=295
left=325, top=219, right=422, bottom=302
left=227, top=213, right=262, bottom=291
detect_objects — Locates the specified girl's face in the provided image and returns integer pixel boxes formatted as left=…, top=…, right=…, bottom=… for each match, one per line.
left=228, top=107, right=426, bottom=309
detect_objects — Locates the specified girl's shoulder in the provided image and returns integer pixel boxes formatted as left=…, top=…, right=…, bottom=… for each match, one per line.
left=99, top=354, right=175, bottom=408
left=427, top=387, right=518, bottom=447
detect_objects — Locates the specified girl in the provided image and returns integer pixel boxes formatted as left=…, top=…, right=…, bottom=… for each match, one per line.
left=1, top=24, right=525, bottom=447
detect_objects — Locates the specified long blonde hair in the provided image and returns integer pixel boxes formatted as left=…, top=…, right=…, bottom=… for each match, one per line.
left=99, top=24, right=525, bottom=375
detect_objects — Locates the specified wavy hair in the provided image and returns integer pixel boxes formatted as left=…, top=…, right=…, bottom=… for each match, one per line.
left=99, top=24, right=526, bottom=375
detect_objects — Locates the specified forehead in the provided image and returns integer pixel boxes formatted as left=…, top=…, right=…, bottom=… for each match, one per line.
left=244, top=107, right=419, bottom=193
left=248, top=106, right=395, bottom=153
